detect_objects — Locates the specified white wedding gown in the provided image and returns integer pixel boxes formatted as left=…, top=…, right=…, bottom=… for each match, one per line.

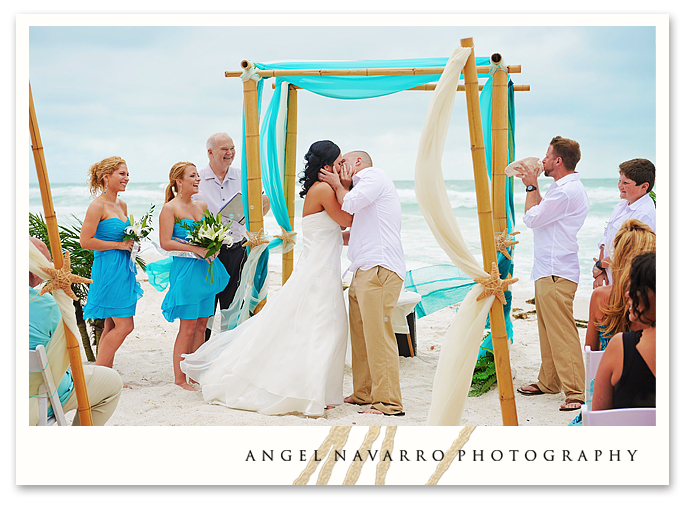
left=180, top=211, right=348, bottom=416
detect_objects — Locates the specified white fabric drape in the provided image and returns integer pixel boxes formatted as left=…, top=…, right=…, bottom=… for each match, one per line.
left=28, top=239, right=83, bottom=425
left=415, top=45, right=497, bottom=426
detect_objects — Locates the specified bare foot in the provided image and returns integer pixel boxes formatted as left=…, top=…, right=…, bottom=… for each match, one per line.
left=326, top=405, right=336, bottom=410
left=359, top=407, right=384, bottom=415
left=176, top=382, right=195, bottom=391
left=344, top=395, right=367, bottom=405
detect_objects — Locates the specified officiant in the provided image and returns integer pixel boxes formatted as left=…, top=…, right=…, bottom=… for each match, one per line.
left=194, top=132, right=271, bottom=341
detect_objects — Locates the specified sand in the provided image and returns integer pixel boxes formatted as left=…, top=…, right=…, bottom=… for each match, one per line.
left=90, top=264, right=592, bottom=428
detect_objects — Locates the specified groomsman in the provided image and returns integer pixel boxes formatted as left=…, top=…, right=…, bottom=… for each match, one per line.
left=515, top=136, right=589, bottom=412
left=320, top=151, right=406, bottom=416
left=194, top=132, right=270, bottom=341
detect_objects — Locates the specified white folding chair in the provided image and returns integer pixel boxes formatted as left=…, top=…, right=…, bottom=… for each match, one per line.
left=29, top=344, right=68, bottom=426
left=581, top=404, right=655, bottom=426
left=584, top=345, right=605, bottom=406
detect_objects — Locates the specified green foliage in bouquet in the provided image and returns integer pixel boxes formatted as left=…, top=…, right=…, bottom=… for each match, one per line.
left=122, top=204, right=155, bottom=242
left=176, top=209, right=233, bottom=283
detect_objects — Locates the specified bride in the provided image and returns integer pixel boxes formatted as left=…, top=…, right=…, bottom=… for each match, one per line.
left=180, top=140, right=354, bottom=416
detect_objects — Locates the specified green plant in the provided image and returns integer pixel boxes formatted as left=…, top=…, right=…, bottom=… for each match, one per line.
left=649, top=190, right=656, bottom=207
left=469, top=336, right=498, bottom=397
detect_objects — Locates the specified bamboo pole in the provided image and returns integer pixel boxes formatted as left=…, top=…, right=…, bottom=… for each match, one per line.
left=242, top=65, right=267, bottom=313
left=272, top=83, right=530, bottom=92
left=460, top=39, right=518, bottom=426
left=228, top=64, right=521, bottom=78
left=491, top=53, right=509, bottom=234
left=29, top=83, right=93, bottom=426
left=282, top=85, right=298, bottom=285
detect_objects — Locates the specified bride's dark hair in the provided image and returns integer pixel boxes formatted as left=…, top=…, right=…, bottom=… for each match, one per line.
left=299, top=140, right=340, bottom=198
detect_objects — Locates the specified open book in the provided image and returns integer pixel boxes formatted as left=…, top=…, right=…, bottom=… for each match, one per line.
left=219, top=192, right=245, bottom=225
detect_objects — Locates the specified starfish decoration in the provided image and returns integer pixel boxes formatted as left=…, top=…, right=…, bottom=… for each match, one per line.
left=273, top=226, right=297, bottom=250
left=494, top=228, right=520, bottom=260
left=246, top=228, right=270, bottom=248
left=473, top=262, right=519, bottom=306
left=39, top=250, right=92, bottom=301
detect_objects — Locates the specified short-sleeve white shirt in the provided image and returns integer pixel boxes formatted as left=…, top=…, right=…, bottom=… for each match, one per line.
left=192, top=164, right=245, bottom=244
left=341, top=167, right=406, bottom=280
left=522, top=172, right=590, bottom=284
left=597, top=193, right=656, bottom=283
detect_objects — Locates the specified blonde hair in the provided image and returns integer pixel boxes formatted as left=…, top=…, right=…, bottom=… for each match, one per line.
left=87, top=156, right=126, bottom=196
left=599, top=219, right=656, bottom=336
left=165, top=162, right=196, bottom=202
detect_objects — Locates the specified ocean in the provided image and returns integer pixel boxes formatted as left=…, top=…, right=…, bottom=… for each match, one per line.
left=29, top=179, right=621, bottom=295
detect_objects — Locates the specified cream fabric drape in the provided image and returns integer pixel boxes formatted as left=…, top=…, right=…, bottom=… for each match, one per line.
left=28, top=239, right=82, bottom=425
left=415, top=45, right=497, bottom=426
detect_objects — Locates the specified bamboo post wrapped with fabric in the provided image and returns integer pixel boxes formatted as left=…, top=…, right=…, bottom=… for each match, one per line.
left=282, top=85, right=298, bottom=285
left=29, top=83, right=93, bottom=426
left=490, top=53, right=509, bottom=234
left=240, top=60, right=267, bottom=313
left=460, top=38, right=518, bottom=426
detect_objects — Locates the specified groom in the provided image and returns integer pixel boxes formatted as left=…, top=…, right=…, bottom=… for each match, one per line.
left=320, top=151, right=406, bottom=416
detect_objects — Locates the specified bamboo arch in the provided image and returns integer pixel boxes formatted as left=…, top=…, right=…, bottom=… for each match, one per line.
left=29, top=83, right=93, bottom=426
left=229, top=38, right=528, bottom=426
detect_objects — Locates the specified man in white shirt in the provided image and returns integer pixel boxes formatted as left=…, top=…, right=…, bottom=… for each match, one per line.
left=515, top=137, right=590, bottom=412
left=193, top=132, right=270, bottom=341
left=320, top=151, right=406, bottom=416
left=592, top=158, right=656, bottom=287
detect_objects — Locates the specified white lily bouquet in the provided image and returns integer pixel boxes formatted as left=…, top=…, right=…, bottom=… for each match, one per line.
left=176, top=209, right=234, bottom=283
left=122, top=204, right=155, bottom=271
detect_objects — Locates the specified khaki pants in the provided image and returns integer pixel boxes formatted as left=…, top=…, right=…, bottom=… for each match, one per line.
left=348, top=267, right=404, bottom=415
left=535, top=276, right=585, bottom=401
left=62, top=365, right=123, bottom=426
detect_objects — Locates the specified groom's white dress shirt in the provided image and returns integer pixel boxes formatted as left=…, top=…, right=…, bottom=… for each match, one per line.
left=522, top=172, right=589, bottom=284
left=341, top=167, right=406, bottom=280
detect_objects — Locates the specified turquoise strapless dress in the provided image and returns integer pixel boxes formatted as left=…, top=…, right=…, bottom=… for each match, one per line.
left=83, top=218, right=143, bottom=319
left=160, top=219, right=230, bottom=322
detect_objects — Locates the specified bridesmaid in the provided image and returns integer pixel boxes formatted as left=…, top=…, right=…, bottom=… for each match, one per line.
left=158, top=162, right=230, bottom=390
left=80, top=156, right=143, bottom=369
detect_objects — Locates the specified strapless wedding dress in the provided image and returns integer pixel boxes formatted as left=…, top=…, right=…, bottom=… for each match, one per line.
left=180, top=211, right=348, bottom=416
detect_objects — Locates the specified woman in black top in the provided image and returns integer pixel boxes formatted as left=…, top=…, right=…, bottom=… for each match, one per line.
left=592, top=252, right=656, bottom=410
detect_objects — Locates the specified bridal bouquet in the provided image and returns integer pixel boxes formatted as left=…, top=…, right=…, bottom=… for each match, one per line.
left=122, top=204, right=155, bottom=271
left=176, top=209, right=234, bottom=283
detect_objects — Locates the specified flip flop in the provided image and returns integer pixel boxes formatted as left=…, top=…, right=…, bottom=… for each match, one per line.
left=358, top=407, right=405, bottom=416
left=517, top=383, right=545, bottom=396
left=559, top=398, right=584, bottom=411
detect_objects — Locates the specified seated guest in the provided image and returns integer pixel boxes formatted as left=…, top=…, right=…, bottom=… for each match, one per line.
left=30, top=237, right=123, bottom=425
left=592, top=252, right=655, bottom=410
left=593, top=158, right=655, bottom=287
left=585, top=219, right=655, bottom=351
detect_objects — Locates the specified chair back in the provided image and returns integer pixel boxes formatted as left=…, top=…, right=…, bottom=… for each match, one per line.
left=584, top=346, right=605, bottom=404
left=581, top=404, right=655, bottom=426
left=29, top=345, right=67, bottom=426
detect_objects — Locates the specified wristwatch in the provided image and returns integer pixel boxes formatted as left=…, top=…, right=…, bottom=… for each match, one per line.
left=526, top=185, right=537, bottom=192
left=595, top=260, right=605, bottom=272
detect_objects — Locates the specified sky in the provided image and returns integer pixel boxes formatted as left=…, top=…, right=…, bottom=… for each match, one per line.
left=24, top=18, right=660, bottom=184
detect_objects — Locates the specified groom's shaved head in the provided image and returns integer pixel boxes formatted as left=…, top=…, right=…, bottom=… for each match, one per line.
left=344, top=151, right=372, bottom=170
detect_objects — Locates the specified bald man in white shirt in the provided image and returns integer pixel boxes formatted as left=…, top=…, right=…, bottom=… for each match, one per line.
left=320, top=151, right=406, bottom=416
left=515, top=136, right=590, bottom=412
left=193, top=132, right=270, bottom=341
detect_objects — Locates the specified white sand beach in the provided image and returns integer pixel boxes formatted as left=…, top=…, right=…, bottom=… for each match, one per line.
left=95, top=266, right=592, bottom=427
